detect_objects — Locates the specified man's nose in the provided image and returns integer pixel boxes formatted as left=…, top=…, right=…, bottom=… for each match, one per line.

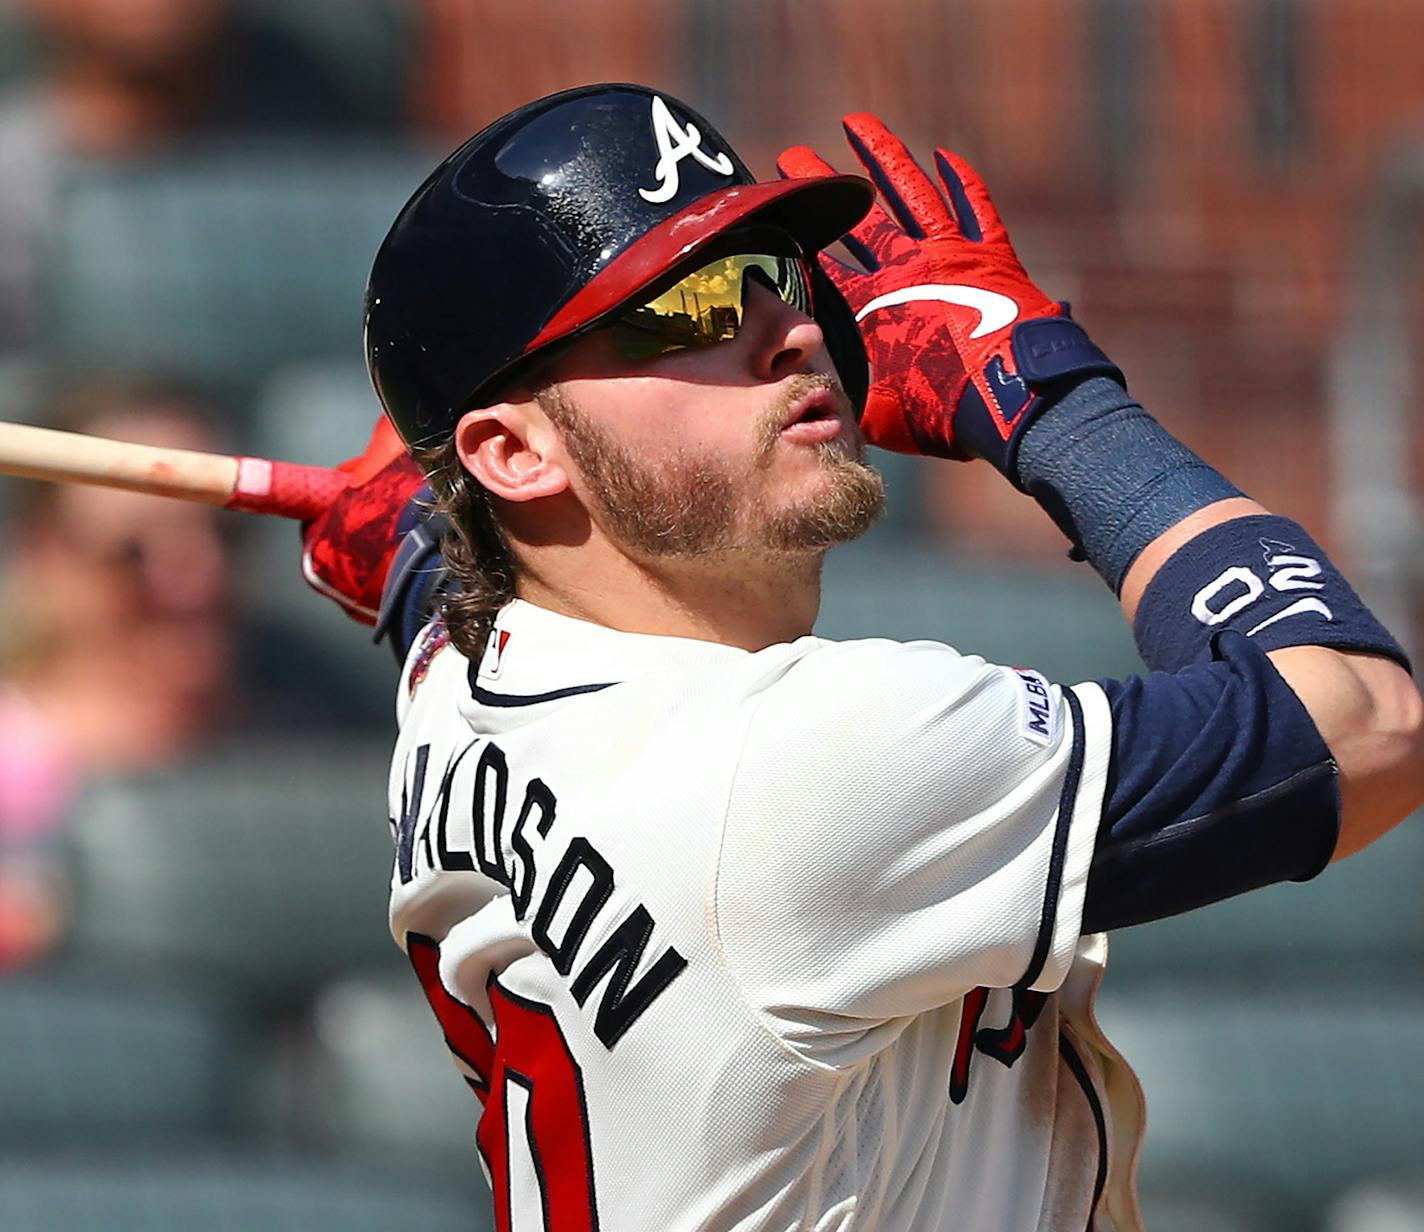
left=746, top=283, right=825, bottom=382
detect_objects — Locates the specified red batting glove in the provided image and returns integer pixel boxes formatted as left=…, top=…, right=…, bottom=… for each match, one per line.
left=301, top=416, right=427, bottom=625
left=779, top=115, right=1119, bottom=479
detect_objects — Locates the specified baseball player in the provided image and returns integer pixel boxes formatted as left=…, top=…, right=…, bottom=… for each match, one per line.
left=303, top=84, right=1424, bottom=1231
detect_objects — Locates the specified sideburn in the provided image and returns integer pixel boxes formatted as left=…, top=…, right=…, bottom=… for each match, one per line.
left=536, top=385, right=744, bottom=557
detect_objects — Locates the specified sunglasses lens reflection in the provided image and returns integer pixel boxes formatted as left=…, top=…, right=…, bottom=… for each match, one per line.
left=609, top=253, right=810, bottom=361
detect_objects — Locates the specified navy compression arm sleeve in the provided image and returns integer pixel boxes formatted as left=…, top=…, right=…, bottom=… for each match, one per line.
left=1081, top=631, right=1340, bottom=933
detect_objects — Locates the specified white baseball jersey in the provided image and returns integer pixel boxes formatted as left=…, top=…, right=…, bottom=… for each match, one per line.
left=387, top=598, right=1146, bottom=1231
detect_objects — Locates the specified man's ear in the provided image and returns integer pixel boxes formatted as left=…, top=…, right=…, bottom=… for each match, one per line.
left=453, top=401, right=569, bottom=503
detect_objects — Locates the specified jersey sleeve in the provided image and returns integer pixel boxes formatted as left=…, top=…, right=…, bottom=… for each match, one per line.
left=1084, top=629, right=1340, bottom=932
left=713, top=639, right=1112, bottom=1057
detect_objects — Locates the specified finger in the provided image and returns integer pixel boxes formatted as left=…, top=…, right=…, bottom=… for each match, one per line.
left=778, top=142, right=897, bottom=271
left=775, top=142, right=839, bottom=182
left=841, top=113, right=957, bottom=240
left=859, top=388, right=922, bottom=456
left=933, top=149, right=1008, bottom=247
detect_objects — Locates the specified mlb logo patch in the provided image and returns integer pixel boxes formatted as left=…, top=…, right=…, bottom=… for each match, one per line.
left=1011, top=669, right=1057, bottom=747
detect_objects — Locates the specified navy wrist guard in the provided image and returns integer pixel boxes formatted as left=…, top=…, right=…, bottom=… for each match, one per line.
left=1132, top=515, right=1410, bottom=674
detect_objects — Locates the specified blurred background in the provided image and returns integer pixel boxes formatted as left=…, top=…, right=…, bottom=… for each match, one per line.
left=0, top=1, right=1419, bottom=1229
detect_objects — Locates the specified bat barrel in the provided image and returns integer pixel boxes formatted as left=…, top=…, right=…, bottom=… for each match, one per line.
left=0, top=421, right=238, bottom=504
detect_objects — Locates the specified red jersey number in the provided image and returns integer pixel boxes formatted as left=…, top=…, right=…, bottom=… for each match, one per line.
left=407, top=933, right=599, bottom=1231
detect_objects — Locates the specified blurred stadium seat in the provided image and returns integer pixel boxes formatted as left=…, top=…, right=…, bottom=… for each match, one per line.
left=45, top=142, right=438, bottom=402
left=252, top=360, right=385, bottom=467
left=0, top=969, right=245, bottom=1148
left=242, top=0, right=413, bottom=129
left=818, top=534, right=1142, bottom=684
left=60, top=740, right=404, bottom=1010
left=1130, top=1185, right=1282, bottom=1232
left=1328, top=1175, right=1424, bottom=1232
left=0, top=1152, right=490, bottom=1232
left=0, top=6, right=39, bottom=91
left=1097, top=979, right=1424, bottom=1221
left=305, top=973, right=482, bottom=1170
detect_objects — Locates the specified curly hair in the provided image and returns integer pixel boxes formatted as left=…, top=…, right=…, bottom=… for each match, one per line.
left=412, top=434, right=518, bottom=660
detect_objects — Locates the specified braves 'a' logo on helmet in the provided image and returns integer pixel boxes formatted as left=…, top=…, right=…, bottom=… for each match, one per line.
left=639, top=95, right=735, bottom=204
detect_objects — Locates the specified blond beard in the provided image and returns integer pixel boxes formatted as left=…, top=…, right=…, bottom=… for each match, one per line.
left=537, top=374, right=885, bottom=560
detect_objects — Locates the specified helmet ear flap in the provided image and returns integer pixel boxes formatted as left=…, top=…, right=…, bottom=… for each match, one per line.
left=809, top=261, right=868, bottom=415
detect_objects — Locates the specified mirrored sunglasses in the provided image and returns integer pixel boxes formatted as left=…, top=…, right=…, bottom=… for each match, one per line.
left=608, top=251, right=813, bottom=362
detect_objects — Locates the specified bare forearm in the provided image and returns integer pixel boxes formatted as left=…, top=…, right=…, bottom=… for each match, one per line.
left=1264, top=644, right=1424, bottom=860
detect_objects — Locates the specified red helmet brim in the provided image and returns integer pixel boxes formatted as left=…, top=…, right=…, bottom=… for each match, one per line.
left=522, top=174, right=873, bottom=357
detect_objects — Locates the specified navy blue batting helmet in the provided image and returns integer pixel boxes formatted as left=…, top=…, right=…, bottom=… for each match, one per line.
left=365, top=83, right=874, bottom=449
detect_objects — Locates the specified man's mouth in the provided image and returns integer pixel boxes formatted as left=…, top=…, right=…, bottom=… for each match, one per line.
left=779, top=387, right=846, bottom=442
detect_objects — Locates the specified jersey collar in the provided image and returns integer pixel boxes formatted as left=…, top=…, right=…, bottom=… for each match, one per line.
left=467, top=598, right=750, bottom=708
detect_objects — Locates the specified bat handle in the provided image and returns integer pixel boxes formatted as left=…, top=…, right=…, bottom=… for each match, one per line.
left=227, top=458, right=350, bottom=521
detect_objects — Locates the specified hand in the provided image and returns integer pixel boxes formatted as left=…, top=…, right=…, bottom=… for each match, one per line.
left=778, top=115, right=1119, bottom=478
left=301, top=416, right=427, bottom=625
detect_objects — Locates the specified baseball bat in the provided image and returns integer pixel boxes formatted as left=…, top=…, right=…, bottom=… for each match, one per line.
left=0, top=421, right=346, bottom=521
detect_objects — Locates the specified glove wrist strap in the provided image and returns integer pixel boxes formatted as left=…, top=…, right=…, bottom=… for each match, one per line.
left=1011, top=316, right=1123, bottom=388
left=950, top=314, right=1123, bottom=482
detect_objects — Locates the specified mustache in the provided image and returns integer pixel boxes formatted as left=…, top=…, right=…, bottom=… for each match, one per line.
left=755, top=372, right=860, bottom=458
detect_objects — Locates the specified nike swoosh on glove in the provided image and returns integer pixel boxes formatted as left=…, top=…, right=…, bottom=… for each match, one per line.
left=778, top=114, right=1121, bottom=482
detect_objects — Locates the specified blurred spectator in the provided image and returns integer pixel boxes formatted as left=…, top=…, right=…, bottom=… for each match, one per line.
left=0, top=375, right=236, bottom=967
left=0, top=0, right=403, bottom=351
